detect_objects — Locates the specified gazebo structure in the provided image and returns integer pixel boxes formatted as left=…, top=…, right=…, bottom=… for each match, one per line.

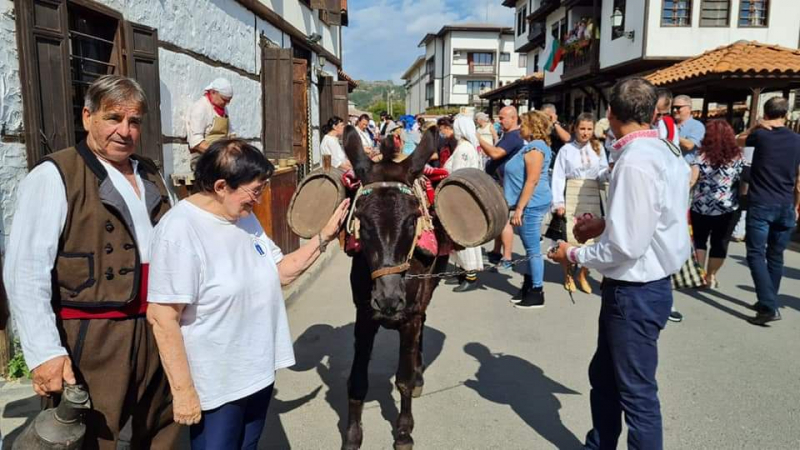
left=645, top=41, right=800, bottom=127
left=479, top=73, right=544, bottom=117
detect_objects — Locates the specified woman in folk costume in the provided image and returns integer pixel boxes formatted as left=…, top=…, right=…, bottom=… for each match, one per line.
left=445, top=115, right=485, bottom=292
left=551, top=112, right=609, bottom=294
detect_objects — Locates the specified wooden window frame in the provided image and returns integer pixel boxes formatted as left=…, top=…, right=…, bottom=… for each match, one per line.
left=661, top=0, right=693, bottom=27
left=699, top=0, right=731, bottom=27
left=737, top=0, right=769, bottom=28
left=519, top=53, right=528, bottom=68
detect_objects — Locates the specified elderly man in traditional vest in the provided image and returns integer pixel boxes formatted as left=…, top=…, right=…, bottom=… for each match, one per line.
left=4, top=75, right=179, bottom=448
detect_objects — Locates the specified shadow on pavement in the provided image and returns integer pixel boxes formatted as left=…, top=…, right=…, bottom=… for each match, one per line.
left=736, top=284, right=800, bottom=313
left=463, top=342, right=583, bottom=450
left=684, top=288, right=752, bottom=321
left=729, top=254, right=800, bottom=281
left=2, top=393, right=40, bottom=449
left=260, top=322, right=445, bottom=449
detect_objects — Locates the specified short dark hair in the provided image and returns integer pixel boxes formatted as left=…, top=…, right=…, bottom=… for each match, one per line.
left=194, top=139, right=274, bottom=193
left=357, top=113, right=370, bottom=123
left=437, top=117, right=453, bottom=128
left=656, top=88, right=673, bottom=103
left=380, top=111, right=388, bottom=118
left=763, top=97, right=789, bottom=120
left=609, top=78, right=658, bottom=125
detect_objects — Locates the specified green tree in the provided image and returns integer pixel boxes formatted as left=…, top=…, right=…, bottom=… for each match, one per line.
left=368, top=100, right=405, bottom=122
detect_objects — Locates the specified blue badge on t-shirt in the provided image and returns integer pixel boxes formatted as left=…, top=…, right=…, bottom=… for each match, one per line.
left=253, top=238, right=268, bottom=257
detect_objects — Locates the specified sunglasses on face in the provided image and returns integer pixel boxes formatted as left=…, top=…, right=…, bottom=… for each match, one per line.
left=672, top=105, right=689, bottom=112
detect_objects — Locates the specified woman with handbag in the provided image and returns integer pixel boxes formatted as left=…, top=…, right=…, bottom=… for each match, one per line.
left=689, top=119, right=744, bottom=289
left=549, top=113, right=609, bottom=293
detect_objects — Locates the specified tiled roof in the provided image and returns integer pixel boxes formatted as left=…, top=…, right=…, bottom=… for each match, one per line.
left=338, top=68, right=359, bottom=89
left=646, top=41, right=800, bottom=86
left=480, top=73, right=544, bottom=99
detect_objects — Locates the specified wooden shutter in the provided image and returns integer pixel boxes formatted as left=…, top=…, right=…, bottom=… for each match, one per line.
left=318, top=75, right=334, bottom=128
left=320, top=0, right=342, bottom=26
left=292, top=59, right=309, bottom=164
left=310, top=0, right=327, bottom=9
left=333, top=81, right=349, bottom=121
left=16, top=0, right=73, bottom=167
left=123, top=22, right=163, bottom=168
left=262, top=47, right=293, bottom=159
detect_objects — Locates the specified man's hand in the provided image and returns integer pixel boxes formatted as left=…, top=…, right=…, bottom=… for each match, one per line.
left=554, top=207, right=565, bottom=216
left=547, top=241, right=572, bottom=267
left=32, top=355, right=76, bottom=397
left=574, top=217, right=606, bottom=244
left=172, top=386, right=202, bottom=425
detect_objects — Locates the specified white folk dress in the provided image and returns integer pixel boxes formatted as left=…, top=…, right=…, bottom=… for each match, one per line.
left=551, top=141, right=609, bottom=211
left=445, top=139, right=485, bottom=272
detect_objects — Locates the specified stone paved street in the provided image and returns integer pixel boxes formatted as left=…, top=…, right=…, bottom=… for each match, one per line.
left=2, top=241, right=800, bottom=449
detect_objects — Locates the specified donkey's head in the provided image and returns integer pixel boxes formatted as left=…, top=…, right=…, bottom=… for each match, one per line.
left=344, top=125, right=438, bottom=320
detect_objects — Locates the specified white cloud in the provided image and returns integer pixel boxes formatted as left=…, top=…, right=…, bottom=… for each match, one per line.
left=343, top=0, right=513, bottom=82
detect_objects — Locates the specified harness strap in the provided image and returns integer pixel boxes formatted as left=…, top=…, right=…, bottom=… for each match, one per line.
left=371, top=263, right=411, bottom=279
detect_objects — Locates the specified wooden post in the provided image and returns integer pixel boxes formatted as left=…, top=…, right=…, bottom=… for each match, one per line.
left=747, top=87, right=763, bottom=128
left=0, top=256, right=10, bottom=376
left=726, top=98, right=735, bottom=124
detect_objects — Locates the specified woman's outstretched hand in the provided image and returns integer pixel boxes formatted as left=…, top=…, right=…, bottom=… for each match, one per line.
left=321, top=199, right=351, bottom=242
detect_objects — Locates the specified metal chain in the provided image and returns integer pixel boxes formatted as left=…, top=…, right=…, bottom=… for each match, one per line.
left=405, top=254, right=536, bottom=280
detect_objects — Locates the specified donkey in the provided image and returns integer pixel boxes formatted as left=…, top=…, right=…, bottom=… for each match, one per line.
left=341, top=124, right=450, bottom=450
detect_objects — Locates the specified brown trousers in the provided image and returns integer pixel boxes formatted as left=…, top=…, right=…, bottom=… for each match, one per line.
left=53, top=316, right=182, bottom=449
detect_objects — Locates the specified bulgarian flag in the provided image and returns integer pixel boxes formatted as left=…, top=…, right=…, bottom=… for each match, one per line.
left=544, top=38, right=563, bottom=72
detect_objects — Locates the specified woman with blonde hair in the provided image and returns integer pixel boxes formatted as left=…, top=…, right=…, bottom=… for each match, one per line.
left=504, top=110, right=553, bottom=309
left=446, top=115, right=485, bottom=292
left=550, top=112, right=609, bottom=294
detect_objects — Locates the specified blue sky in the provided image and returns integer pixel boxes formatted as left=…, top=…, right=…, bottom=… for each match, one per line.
left=342, top=0, right=514, bottom=83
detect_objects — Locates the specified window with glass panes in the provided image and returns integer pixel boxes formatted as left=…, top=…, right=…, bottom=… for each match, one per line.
left=739, top=0, right=768, bottom=27
left=662, top=0, right=692, bottom=26
left=466, top=80, right=493, bottom=95
left=700, top=0, right=731, bottom=26
left=470, top=53, right=494, bottom=66
left=519, top=53, right=527, bottom=68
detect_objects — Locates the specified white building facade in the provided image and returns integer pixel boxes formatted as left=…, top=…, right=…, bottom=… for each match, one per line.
left=504, top=0, right=800, bottom=118
left=402, top=24, right=527, bottom=115
left=0, top=0, right=355, bottom=251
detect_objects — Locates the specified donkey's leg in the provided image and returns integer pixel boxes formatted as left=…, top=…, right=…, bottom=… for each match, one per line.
left=412, top=315, right=425, bottom=398
left=344, top=310, right=380, bottom=450
left=394, top=316, right=423, bottom=450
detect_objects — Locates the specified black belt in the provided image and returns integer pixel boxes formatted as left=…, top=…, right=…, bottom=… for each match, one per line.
left=602, top=276, right=669, bottom=288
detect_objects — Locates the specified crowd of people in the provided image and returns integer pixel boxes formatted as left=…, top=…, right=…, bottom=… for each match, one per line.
left=2, top=71, right=798, bottom=450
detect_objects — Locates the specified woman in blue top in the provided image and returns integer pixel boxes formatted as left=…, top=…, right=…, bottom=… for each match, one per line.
left=503, top=110, right=553, bottom=309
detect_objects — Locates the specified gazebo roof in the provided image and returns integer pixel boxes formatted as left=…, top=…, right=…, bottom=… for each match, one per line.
left=645, top=41, right=800, bottom=90
left=480, top=73, right=544, bottom=100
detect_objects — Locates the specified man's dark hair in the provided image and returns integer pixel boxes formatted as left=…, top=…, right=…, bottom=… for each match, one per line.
left=380, top=111, right=388, bottom=118
left=609, top=78, right=658, bottom=125
left=656, top=88, right=673, bottom=103
left=357, top=113, right=370, bottom=124
left=763, top=97, right=789, bottom=120
left=194, top=139, right=274, bottom=193
left=436, top=117, right=453, bottom=128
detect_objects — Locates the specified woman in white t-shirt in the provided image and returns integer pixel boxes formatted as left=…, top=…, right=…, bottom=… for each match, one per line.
left=320, top=116, right=351, bottom=170
left=147, top=140, right=349, bottom=448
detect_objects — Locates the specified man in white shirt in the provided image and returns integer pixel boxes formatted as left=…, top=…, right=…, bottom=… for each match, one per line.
left=3, top=75, right=179, bottom=447
left=186, top=78, right=234, bottom=167
left=550, top=78, right=691, bottom=450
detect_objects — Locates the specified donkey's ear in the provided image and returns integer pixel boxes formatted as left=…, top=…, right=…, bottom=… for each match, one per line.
left=343, top=125, right=372, bottom=181
left=405, top=126, right=438, bottom=184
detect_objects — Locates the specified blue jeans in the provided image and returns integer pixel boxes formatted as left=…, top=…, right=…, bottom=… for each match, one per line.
left=190, top=384, right=274, bottom=449
left=517, top=204, right=548, bottom=287
left=585, top=278, right=672, bottom=450
left=745, top=204, right=797, bottom=313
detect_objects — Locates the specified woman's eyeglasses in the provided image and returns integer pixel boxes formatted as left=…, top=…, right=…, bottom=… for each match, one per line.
left=239, top=185, right=267, bottom=203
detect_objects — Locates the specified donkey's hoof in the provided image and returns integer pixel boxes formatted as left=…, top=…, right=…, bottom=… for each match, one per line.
left=394, top=437, right=414, bottom=450
left=412, top=385, right=424, bottom=398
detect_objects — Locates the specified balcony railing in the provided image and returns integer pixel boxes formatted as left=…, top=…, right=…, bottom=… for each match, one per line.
left=562, top=38, right=599, bottom=81
left=469, top=64, right=495, bottom=75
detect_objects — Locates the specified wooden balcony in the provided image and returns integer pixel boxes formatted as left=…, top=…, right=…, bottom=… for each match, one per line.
left=528, top=0, right=561, bottom=22
left=519, top=20, right=546, bottom=52
left=562, top=39, right=599, bottom=82
left=469, top=64, right=495, bottom=75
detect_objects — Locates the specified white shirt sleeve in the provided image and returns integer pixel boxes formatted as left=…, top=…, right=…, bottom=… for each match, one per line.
left=597, top=146, right=610, bottom=182
left=551, top=149, right=567, bottom=210
left=576, top=165, right=662, bottom=271
left=186, top=99, right=211, bottom=149
left=3, top=162, right=69, bottom=370
left=148, top=233, right=202, bottom=305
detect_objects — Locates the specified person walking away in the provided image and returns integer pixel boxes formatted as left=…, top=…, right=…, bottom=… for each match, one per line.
left=3, top=75, right=180, bottom=448
left=186, top=78, right=234, bottom=169
left=655, top=88, right=685, bottom=322
left=735, top=97, right=800, bottom=326
left=551, top=113, right=609, bottom=294
left=549, top=78, right=691, bottom=450
left=542, top=103, right=572, bottom=165
left=478, top=106, right=526, bottom=270
left=672, top=94, right=705, bottom=164
left=505, top=111, right=553, bottom=309
left=148, top=140, right=349, bottom=447
left=689, top=120, right=744, bottom=289
left=445, top=116, right=486, bottom=292
left=320, top=116, right=351, bottom=170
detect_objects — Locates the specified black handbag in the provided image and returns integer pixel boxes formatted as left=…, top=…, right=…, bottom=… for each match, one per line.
left=544, top=214, right=567, bottom=241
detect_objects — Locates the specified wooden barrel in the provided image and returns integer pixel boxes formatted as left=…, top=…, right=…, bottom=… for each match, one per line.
left=434, top=168, right=508, bottom=247
left=287, top=167, right=346, bottom=239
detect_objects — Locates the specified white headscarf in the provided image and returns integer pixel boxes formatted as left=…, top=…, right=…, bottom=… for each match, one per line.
left=204, top=78, right=233, bottom=98
left=453, top=114, right=479, bottom=148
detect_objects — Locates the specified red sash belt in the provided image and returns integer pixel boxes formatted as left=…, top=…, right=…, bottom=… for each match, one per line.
left=58, top=264, right=149, bottom=320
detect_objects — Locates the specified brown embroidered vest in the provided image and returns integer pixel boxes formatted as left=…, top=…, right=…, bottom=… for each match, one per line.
left=42, top=141, right=171, bottom=308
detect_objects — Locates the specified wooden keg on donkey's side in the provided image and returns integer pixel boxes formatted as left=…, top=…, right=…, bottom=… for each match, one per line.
left=286, top=167, right=347, bottom=238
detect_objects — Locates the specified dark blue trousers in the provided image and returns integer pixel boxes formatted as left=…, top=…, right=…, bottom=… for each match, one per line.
left=585, top=278, right=672, bottom=450
left=190, top=384, right=274, bottom=450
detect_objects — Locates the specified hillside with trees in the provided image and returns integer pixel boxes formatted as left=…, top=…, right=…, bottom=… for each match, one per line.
left=350, top=80, right=405, bottom=119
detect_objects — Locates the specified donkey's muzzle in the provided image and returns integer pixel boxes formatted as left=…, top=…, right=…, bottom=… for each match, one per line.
left=371, top=274, right=406, bottom=316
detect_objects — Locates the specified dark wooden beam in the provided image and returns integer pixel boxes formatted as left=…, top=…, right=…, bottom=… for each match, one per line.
left=748, top=87, right=763, bottom=128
